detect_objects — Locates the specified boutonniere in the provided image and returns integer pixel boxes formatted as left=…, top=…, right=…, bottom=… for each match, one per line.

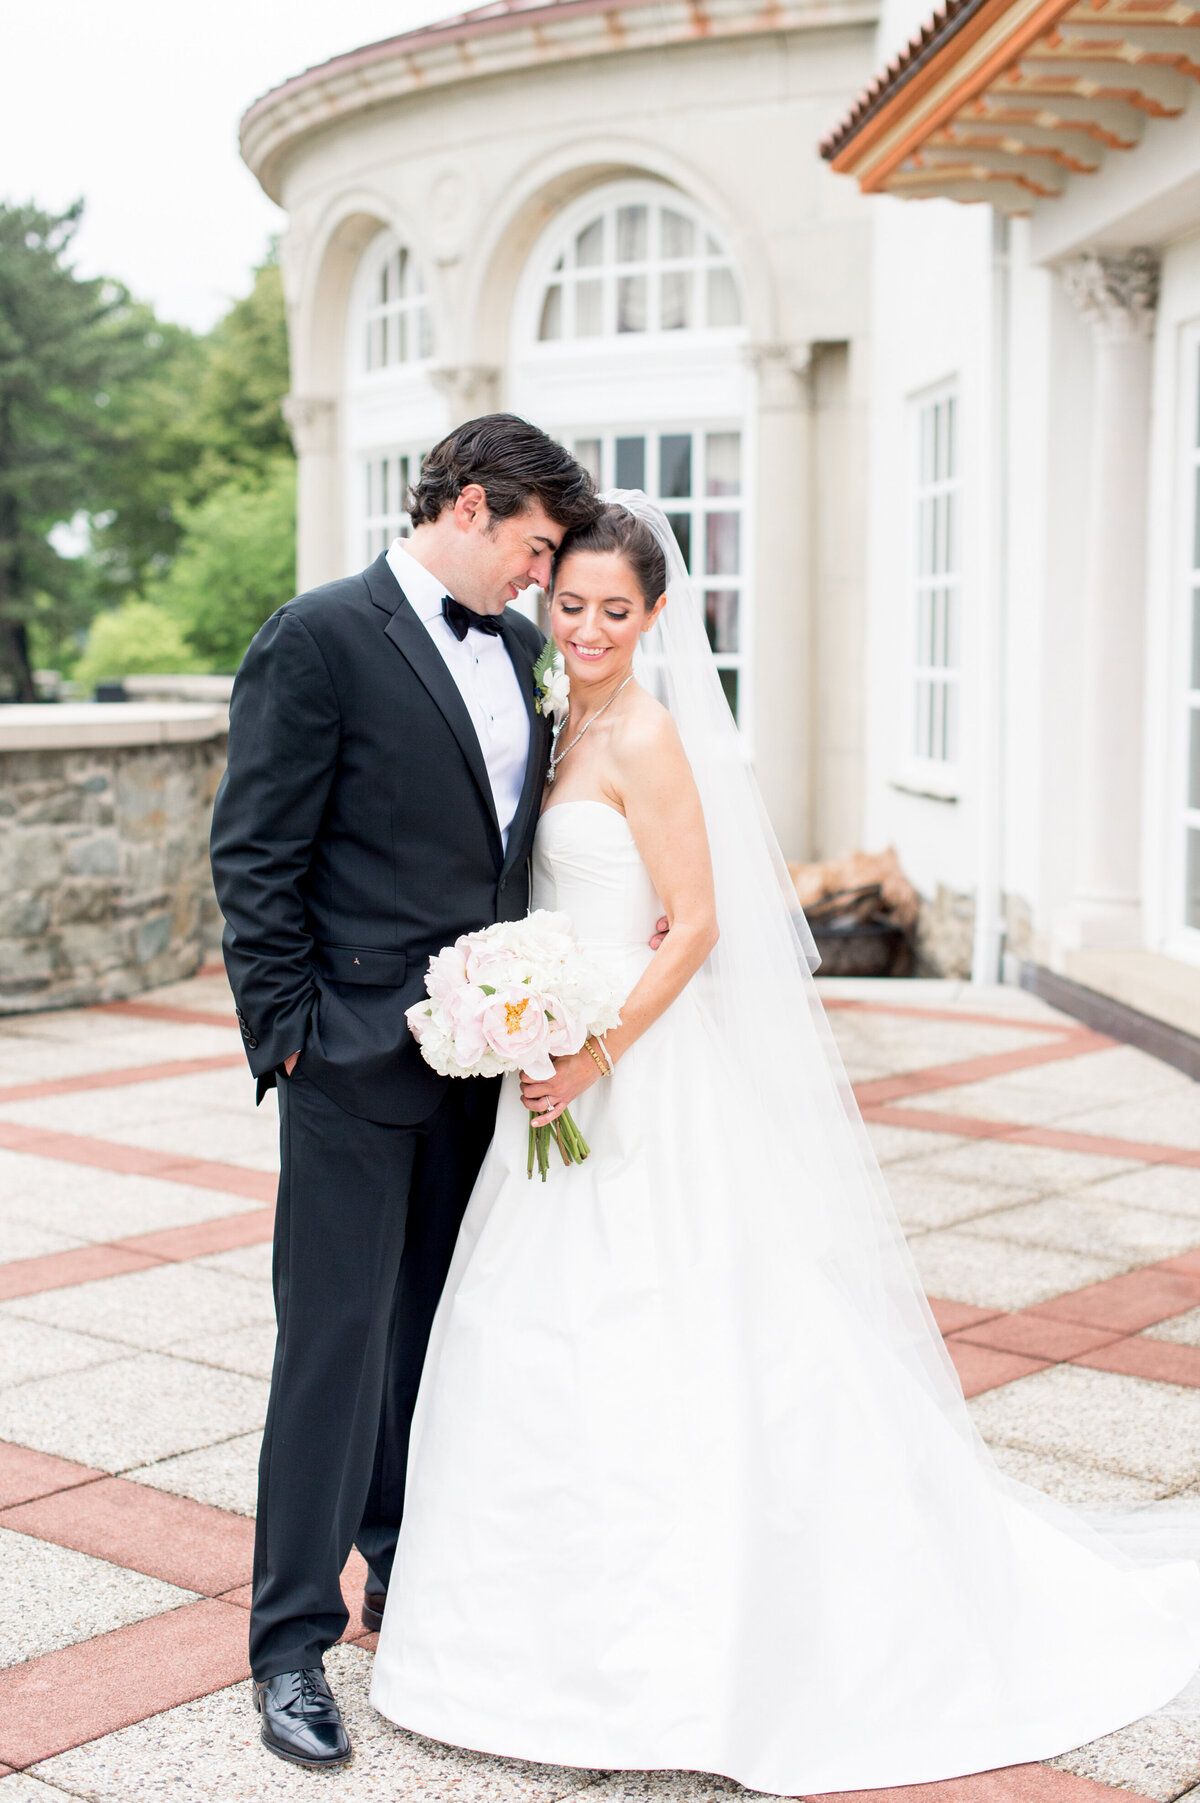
left=533, top=639, right=570, bottom=724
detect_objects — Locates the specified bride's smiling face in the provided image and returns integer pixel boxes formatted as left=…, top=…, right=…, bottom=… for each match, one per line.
left=549, top=550, right=665, bottom=688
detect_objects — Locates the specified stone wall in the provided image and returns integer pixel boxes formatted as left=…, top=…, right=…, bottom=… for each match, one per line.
left=914, top=885, right=1035, bottom=979
left=0, top=706, right=228, bottom=1014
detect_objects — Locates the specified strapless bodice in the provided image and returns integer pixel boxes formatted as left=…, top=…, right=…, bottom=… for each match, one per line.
left=531, top=801, right=662, bottom=956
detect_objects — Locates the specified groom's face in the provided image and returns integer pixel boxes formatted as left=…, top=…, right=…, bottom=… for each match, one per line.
left=452, top=485, right=562, bottom=614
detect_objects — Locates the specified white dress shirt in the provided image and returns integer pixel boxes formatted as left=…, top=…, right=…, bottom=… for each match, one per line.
left=386, top=539, right=531, bottom=852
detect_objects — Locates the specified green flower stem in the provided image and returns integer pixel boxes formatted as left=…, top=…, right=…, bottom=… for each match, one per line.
left=525, top=1107, right=592, bottom=1180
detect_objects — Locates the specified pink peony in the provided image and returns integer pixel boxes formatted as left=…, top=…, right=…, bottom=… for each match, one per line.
left=480, top=985, right=554, bottom=1079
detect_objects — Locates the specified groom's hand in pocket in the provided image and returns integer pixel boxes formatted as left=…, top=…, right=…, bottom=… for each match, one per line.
left=283, top=1051, right=300, bottom=1076
left=649, top=916, right=670, bottom=951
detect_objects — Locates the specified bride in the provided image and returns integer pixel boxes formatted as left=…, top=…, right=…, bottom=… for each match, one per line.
left=370, top=494, right=1200, bottom=1792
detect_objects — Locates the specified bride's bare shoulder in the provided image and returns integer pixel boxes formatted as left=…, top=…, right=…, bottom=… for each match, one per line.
left=612, top=687, right=694, bottom=798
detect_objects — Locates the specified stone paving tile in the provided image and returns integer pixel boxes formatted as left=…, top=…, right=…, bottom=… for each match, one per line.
left=957, top=1195, right=1200, bottom=1265
left=887, top=1137, right=1143, bottom=1196
left=986, top=1442, right=1168, bottom=1506
left=168, top=1324, right=278, bottom=1381
left=0, top=1221, right=88, bottom=1264
left=0, top=1779, right=79, bottom=1800
left=1086, top=1164, right=1200, bottom=1222
left=906, top=1228, right=1123, bottom=1311
left=196, top=1243, right=274, bottom=1283
left=1049, top=1710, right=1200, bottom=1802
left=863, top=1122, right=974, bottom=1166
left=0, top=1069, right=264, bottom=1136
left=1146, top=1307, right=1200, bottom=1347
left=0, top=1353, right=268, bottom=1473
left=1048, top=1093, right=1200, bottom=1154
left=969, top=1365, right=1200, bottom=1487
left=33, top=1644, right=599, bottom=1802
left=0, top=1317, right=131, bottom=1389
left=127, top=1431, right=263, bottom=1517
left=883, top=1168, right=1036, bottom=1233
left=18, top=1108, right=283, bottom=1174
left=0, top=1152, right=265, bottom=1247
left=0, top=1526, right=195, bottom=1668
left=2, top=1264, right=275, bottom=1356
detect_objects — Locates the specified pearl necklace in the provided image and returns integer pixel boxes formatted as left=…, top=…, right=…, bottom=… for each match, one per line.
left=546, top=673, right=634, bottom=785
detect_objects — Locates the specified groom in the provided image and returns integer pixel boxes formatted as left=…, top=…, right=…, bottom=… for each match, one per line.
left=210, top=416, right=600, bottom=1768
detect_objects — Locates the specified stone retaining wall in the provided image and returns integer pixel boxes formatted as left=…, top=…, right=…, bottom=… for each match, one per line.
left=0, top=706, right=228, bottom=1014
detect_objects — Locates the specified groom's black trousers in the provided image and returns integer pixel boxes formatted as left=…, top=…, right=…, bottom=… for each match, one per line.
left=249, top=1066, right=499, bottom=1681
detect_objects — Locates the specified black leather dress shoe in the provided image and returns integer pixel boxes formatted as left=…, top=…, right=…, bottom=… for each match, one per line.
left=361, top=1588, right=386, bottom=1632
left=253, top=1667, right=352, bottom=1767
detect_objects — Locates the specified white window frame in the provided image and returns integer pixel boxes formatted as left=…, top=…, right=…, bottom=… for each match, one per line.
left=1167, top=321, right=1200, bottom=961
left=510, top=179, right=754, bottom=741
left=360, top=233, right=434, bottom=374
left=359, top=447, right=425, bottom=565
left=898, top=381, right=962, bottom=797
left=566, top=425, right=752, bottom=738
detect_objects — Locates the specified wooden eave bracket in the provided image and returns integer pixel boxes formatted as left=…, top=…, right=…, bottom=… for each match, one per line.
left=823, top=0, right=1200, bottom=202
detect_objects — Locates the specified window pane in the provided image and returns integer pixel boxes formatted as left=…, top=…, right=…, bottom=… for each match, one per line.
left=1192, top=589, right=1200, bottom=690
left=379, top=315, right=390, bottom=367
left=917, top=499, right=933, bottom=579
left=396, top=313, right=407, bottom=364
left=706, top=266, right=740, bottom=328
left=575, top=218, right=604, bottom=266
left=379, top=257, right=391, bottom=305
left=380, top=458, right=390, bottom=517
left=538, top=285, right=563, bottom=341
left=660, top=434, right=692, bottom=500
left=660, top=270, right=692, bottom=331
left=705, top=589, right=739, bottom=653
left=661, top=208, right=695, bottom=259
left=706, top=432, right=741, bottom=496
left=418, top=307, right=434, bottom=360
left=1193, top=464, right=1200, bottom=574
left=1188, top=827, right=1200, bottom=929
left=396, top=247, right=410, bottom=297
left=573, top=438, right=602, bottom=483
left=617, top=274, right=647, bottom=333
left=615, top=436, right=645, bottom=490
left=706, top=511, right=740, bottom=577
left=617, top=205, right=648, bottom=262
left=365, top=461, right=374, bottom=516
left=1190, top=710, right=1200, bottom=809
left=667, top=512, right=692, bottom=569
left=575, top=279, right=604, bottom=338
left=718, top=667, right=739, bottom=721
left=706, top=232, right=721, bottom=255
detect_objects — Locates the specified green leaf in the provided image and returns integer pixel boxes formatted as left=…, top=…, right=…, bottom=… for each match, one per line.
left=478, top=984, right=496, bottom=995
left=532, top=636, right=556, bottom=691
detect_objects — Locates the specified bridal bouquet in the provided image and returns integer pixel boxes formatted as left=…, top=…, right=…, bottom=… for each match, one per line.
left=405, top=911, right=623, bottom=1181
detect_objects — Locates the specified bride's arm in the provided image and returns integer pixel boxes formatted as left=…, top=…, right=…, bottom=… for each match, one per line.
left=523, top=708, right=717, bottom=1125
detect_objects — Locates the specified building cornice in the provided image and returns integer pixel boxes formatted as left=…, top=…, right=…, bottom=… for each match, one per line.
left=241, top=0, right=879, bottom=202
left=821, top=0, right=1200, bottom=213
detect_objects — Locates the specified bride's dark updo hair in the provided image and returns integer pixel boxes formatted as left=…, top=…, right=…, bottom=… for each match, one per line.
left=552, top=504, right=667, bottom=609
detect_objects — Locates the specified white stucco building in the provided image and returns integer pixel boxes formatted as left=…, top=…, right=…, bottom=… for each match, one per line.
left=240, top=0, right=1200, bottom=1045
left=239, top=0, right=880, bottom=877
left=824, top=0, right=1200, bottom=1045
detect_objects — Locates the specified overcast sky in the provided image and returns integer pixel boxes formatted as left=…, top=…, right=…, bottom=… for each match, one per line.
left=1, top=1, right=464, bottom=332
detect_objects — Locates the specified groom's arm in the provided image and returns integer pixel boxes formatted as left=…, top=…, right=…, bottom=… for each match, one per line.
left=210, top=607, right=340, bottom=1080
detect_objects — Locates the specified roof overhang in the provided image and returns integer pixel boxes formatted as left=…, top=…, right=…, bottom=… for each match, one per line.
left=242, top=0, right=878, bottom=204
left=820, top=0, right=1200, bottom=211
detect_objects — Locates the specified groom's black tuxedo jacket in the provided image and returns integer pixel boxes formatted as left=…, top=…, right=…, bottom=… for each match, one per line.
left=210, top=552, right=550, bottom=1125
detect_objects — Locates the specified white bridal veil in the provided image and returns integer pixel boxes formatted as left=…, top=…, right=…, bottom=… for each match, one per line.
left=608, top=486, right=1200, bottom=1654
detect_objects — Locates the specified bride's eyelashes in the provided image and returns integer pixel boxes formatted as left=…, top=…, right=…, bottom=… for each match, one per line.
left=557, top=604, right=632, bottom=622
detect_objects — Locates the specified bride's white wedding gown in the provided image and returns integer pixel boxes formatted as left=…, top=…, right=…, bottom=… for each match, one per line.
left=371, top=799, right=1200, bottom=1793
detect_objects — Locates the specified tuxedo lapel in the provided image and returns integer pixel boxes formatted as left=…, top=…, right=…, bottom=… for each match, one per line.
left=500, top=614, right=549, bottom=885
left=366, top=556, right=503, bottom=857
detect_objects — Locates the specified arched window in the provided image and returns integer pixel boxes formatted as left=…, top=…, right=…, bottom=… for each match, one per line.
left=536, top=194, right=742, bottom=342
left=363, top=236, right=433, bottom=369
left=344, top=227, right=444, bottom=569
left=512, top=180, right=752, bottom=730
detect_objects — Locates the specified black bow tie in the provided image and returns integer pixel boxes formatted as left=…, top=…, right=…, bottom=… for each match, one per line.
left=442, top=595, right=503, bottom=641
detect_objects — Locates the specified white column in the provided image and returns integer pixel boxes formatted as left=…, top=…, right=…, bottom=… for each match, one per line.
left=1055, top=249, right=1159, bottom=954
left=282, top=395, right=341, bottom=591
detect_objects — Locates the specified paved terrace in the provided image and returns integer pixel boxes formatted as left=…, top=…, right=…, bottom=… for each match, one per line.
left=0, top=971, right=1199, bottom=1802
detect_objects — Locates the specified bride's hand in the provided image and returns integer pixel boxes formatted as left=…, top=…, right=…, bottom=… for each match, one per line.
left=521, top=1050, right=602, bottom=1127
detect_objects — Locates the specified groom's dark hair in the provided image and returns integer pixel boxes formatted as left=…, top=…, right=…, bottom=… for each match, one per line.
left=409, top=414, right=599, bottom=533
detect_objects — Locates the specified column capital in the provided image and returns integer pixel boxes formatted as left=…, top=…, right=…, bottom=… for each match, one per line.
left=282, top=394, right=337, bottom=456
left=744, top=342, right=812, bottom=410
left=1060, top=249, right=1160, bottom=343
left=430, top=364, right=501, bottom=421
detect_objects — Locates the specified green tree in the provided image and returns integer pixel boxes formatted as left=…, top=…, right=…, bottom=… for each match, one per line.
left=189, top=250, right=292, bottom=491
left=153, top=454, right=296, bottom=670
left=72, top=599, right=202, bottom=694
left=0, top=199, right=150, bottom=699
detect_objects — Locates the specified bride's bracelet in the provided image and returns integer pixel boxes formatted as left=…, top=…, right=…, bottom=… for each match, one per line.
left=583, top=1036, right=610, bottom=1078
left=594, top=1032, right=615, bottom=1073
